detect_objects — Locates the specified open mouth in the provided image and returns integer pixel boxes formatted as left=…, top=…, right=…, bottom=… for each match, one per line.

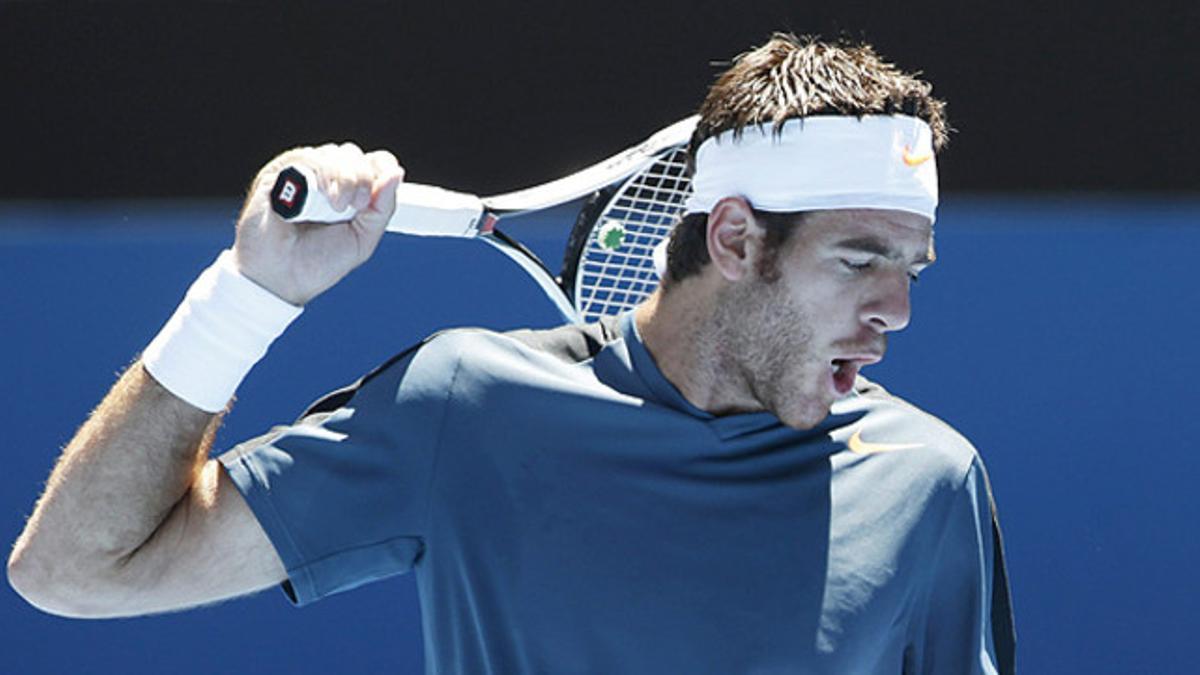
left=830, top=359, right=858, bottom=395
left=829, top=352, right=882, bottom=395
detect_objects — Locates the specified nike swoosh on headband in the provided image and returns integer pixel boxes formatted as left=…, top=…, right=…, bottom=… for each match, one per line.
left=902, top=146, right=933, bottom=167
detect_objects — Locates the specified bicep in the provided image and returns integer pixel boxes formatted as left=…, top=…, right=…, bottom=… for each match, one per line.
left=111, top=459, right=287, bottom=617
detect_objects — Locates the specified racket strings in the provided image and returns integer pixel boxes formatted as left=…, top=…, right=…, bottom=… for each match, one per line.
left=575, top=148, right=692, bottom=322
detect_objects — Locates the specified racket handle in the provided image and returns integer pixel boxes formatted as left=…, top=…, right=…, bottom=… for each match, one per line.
left=269, top=165, right=486, bottom=237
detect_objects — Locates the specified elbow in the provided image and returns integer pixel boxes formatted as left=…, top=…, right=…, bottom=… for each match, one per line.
left=8, top=547, right=75, bottom=617
left=7, top=544, right=117, bottom=619
left=7, top=546, right=60, bottom=616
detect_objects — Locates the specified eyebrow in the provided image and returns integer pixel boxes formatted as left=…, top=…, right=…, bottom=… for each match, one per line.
left=833, top=236, right=935, bottom=266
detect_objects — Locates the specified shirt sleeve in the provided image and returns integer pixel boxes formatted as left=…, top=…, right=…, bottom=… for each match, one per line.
left=909, top=457, right=1017, bottom=675
left=218, top=339, right=457, bottom=606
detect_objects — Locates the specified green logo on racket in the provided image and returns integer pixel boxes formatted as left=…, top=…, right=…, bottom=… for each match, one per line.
left=597, top=221, right=626, bottom=251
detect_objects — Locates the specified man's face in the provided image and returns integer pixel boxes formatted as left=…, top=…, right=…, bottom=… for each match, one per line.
left=718, top=208, right=935, bottom=429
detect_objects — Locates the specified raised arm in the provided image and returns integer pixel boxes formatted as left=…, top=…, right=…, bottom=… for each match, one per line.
left=7, top=143, right=403, bottom=618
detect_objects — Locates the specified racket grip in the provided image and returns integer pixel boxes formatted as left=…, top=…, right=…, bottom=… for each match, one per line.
left=269, top=165, right=487, bottom=237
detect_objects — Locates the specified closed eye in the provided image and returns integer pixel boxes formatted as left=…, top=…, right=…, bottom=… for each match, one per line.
left=908, top=262, right=931, bottom=284
left=843, top=257, right=924, bottom=285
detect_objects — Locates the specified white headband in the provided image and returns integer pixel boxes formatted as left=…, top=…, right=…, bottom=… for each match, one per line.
left=682, top=115, right=939, bottom=223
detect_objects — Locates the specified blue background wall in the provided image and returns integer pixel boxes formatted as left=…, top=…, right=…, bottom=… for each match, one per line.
left=2, top=197, right=1198, bottom=673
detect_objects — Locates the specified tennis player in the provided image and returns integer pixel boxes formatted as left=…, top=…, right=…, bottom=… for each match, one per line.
left=9, top=34, right=1015, bottom=673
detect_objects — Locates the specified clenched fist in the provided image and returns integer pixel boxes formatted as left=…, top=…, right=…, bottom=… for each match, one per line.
left=233, top=143, right=404, bottom=306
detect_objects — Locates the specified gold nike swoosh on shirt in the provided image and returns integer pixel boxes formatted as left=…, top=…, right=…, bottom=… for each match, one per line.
left=902, top=146, right=933, bottom=167
left=847, top=428, right=924, bottom=455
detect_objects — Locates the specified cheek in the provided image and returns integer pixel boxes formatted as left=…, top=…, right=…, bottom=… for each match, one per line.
left=779, top=276, right=850, bottom=328
left=780, top=261, right=846, bottom=300
left=806, top=274, right=866, bottom=319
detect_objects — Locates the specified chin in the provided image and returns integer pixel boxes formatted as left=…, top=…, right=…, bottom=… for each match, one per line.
left=774, top=400, right=832, bottom=431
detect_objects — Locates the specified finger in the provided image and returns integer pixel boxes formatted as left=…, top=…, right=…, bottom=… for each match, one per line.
left=350, top=150, right=404, bottom=234
left=357, top=172, right=402, bottom=236
left=351, top=181, right=372, bottom=212
left=365, top=150, right=404, bottom=209
left=308, top=143, right=346, bottom=211
left=364, top=149, right=403, bottom=181
left=325, top=144, right=358, bottom=213
left=332, top=142, right=375, bottom=213
left=307, top=142, right=360, bottom=213
left=355, top=148, right=403, bottom=223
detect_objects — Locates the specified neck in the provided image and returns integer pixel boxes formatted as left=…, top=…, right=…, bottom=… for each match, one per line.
left=634, top=282, right=763, bottom=416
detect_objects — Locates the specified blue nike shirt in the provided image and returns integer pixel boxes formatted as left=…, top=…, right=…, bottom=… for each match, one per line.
left=220, top=313, right=1015, bottom=674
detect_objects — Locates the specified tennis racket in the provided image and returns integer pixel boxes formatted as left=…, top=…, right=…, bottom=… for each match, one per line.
left=269, top=116, right=697, bottom=323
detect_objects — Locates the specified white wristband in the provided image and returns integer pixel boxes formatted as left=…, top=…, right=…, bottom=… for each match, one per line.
left=142, top=250, right=303, bottom=412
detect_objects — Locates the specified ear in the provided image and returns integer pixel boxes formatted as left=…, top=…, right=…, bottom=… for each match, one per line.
left=705, top=196, right=763, bottom=282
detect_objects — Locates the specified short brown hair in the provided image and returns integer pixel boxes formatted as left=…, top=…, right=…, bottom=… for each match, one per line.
left=664, top=33, right=949, bottom=286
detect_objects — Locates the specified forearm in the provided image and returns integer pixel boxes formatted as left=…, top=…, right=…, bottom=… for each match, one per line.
left=8, top=361, right=220, bottom=611
left=8, top=144, right=402, bottom=617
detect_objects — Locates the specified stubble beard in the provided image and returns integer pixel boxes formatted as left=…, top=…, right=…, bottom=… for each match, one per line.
left=713, top=273, right=828, bottom=429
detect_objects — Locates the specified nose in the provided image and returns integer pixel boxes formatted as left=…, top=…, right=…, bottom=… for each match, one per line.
left=861, top=271, right=912, bottom=333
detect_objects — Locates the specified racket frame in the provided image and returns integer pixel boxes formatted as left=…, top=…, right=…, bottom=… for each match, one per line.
left=269, top=116, right=699, bottom=323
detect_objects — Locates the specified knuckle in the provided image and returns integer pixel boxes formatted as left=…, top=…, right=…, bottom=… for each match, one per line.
left=366, top=149, right=402, bottom=171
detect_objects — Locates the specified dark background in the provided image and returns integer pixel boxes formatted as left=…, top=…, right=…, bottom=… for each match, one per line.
left=2, top=0, right=1197, bottom=199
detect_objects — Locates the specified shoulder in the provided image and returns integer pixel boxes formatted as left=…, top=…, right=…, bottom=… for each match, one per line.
left=332, top=318, right=623, bottom=409
left=838, top=376, right=984, bottom=491
left=307, top=319, right=624, bottom=418
left=409, top=318, right=623, bottom=384
left=422, top=316, right=621, bottom=366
